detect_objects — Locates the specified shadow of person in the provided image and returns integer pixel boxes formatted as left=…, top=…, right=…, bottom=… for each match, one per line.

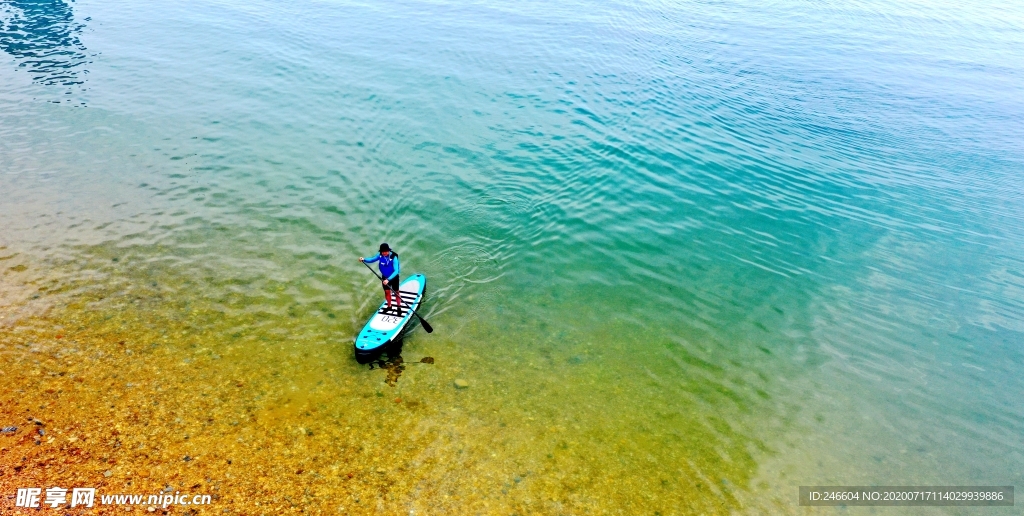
left=362, top=338, right=406, bottom=386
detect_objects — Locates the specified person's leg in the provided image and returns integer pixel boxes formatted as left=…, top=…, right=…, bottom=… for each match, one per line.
left=391, top=276, right=402, bottom=315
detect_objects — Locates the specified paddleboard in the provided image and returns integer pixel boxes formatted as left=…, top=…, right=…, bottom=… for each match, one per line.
left=354, top=273, right=426, bottom=357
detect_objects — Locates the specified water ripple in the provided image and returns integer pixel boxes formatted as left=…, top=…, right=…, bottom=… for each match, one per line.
left=0, top=0, right=89, bottom=90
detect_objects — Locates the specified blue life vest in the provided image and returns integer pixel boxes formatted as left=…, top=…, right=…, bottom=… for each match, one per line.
left=378, top=252, right=397, bottom=278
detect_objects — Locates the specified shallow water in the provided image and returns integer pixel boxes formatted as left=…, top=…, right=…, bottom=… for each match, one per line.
left=2, top=0, right=1023, bottom=513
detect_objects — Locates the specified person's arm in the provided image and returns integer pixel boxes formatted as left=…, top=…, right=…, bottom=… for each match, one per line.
left=362, top=253, right=381, bottom=263
left=386, top=255, right=400, bottom=280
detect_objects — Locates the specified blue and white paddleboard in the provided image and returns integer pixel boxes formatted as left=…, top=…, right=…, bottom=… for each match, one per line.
left=354, top=273, right=426, bottom=357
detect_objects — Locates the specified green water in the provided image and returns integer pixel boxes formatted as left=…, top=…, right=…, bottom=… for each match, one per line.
left=2, top=0, right=1023, bottom=513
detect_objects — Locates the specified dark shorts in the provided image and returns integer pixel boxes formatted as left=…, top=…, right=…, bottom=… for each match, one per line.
left=383, top=275, right=400, bottom=291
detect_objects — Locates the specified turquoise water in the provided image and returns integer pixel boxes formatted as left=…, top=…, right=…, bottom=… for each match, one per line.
left=2, top=0, right=1023, bottom=513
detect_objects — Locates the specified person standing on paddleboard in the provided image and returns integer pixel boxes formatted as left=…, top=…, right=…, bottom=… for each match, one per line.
left=359, top=243, right=401, bottom=309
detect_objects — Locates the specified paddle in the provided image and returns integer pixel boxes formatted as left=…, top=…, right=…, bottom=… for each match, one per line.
left=361, top=261, right=434, bottom=333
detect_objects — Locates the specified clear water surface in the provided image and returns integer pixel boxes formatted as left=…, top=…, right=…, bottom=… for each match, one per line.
left=2, top=0, right=1023, bottom=513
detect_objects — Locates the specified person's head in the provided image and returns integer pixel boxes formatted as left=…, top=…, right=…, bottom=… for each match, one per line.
left=379, top=243, right=390, bottom=256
